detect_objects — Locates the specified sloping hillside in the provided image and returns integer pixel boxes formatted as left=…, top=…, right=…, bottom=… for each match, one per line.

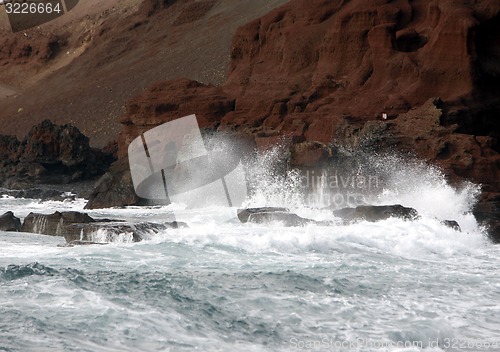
left=0, top=0, right=288, bottom=146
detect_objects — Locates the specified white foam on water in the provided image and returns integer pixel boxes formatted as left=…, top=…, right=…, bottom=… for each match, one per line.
left=1, top=150, right=498, bottom=352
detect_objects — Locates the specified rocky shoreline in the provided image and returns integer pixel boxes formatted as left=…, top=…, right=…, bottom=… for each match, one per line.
left=0, top=210, right=186, bottom=244
left=0, top=0, right=499, bottom=242
left=0, top=205, right=464, bottom=246
left=112, top=0, right=500, bottom=241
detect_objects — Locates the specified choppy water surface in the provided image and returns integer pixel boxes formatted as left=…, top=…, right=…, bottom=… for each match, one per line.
left=1, top=154, right=499, bottom=351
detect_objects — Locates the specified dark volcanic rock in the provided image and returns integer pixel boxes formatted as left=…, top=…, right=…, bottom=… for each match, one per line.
left=20, top=210, right=186, bottom=243
left=84, top=158, right=141, bottom=209
left=441, top=220, right=462, bottom=232
left=21, top=211, right=96, bottom=236
left=237, top=207, right=289, bottom=223
left=245, top=212, right=313, bottom=226
left=237, top=207, right=327, bottom=226
left=20, top=120, right=114, bottom=182
left=473, top=198, right=500, bottom=243
left=330, top=205, right=420, bottom=223
left=0, top=212, right=22, bottom=232
left=0, top=120, right=115, bottom=186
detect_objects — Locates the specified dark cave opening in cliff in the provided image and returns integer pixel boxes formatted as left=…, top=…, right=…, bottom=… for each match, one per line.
left=473, top=14, right=500, bottom=96
left=451, top=13, right=500, bottom=150
left=41, top=162, right=72, bottom=176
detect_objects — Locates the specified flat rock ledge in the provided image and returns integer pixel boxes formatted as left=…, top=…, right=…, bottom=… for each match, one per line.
left=0, top=211, right=186, bottom=244
left=237, top=205, right=463, bottom=231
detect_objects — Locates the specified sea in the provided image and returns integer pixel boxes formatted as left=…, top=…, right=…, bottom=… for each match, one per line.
left=0, top=152, right=499, bottom=352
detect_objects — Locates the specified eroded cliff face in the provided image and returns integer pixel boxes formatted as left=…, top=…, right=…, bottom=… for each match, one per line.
left=118, top=0, right=499, bottom=174
left=223, top=0, right=500, bottom=136
left=114, top=0, right=500, bottom=236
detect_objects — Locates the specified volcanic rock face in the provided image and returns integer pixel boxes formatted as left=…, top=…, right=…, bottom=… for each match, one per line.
left=84, top=158, right=140, bottom=210
left=118, top=79, right=236, bottom=157
left=0, top=120, right=115, bottom=186
left=226, top=0, right=500, bottom=124
left=117, top=0, right=500, bottom=184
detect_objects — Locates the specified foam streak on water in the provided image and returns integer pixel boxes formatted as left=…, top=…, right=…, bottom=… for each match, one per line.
left=0, top=152, right=499, bottom=352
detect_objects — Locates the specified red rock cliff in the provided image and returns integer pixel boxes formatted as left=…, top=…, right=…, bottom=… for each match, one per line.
left=117, top=0, right=500, bottom=195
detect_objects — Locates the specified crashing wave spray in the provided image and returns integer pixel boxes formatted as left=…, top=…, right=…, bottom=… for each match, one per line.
left=242, top=142, right=304, bottom=208
left=242, top=144, right=482, bottom=230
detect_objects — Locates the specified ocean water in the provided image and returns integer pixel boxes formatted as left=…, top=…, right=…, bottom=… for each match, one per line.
left=1, top=154, right=500, bottom=352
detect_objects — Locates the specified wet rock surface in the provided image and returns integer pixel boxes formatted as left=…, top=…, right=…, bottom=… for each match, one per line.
left=441, top=220, right=462, bottom=232
left=237, top=205, right=422, bottom=227
left=21, top=211, right=96, bottom=237
left=0, top=212, right=21, bottom=232
left=473, top=199, right=500, bottom=243
left=58, top=241, right=109, bottom=247
left=16, top=210, right=187, bottom=243
left=237, top=207, right=290, bottom=223
left=330, top=205, right=420, bottom=223
left=84, top=158, right=141, bottom=209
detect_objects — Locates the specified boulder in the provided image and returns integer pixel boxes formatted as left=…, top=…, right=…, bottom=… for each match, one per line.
left=19, top=120, right=115, bottom=183
left=21, top=211, right=96, bottom=237
left=237, top=207, right=328, bottom=226
left=84, top=158, right=142, bottom=209
left=330, top=205, right=420, bottom=223
left=0, top=212, right=22, bottom=232
left=244, top=211, right=314, bottom=226
left=441, top=220, right=462, bottom=232
left=237, top=207, right=289, bottom=223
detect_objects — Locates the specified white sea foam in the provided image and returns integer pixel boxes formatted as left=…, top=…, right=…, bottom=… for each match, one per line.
left=0, top=150, right=498, bottom=352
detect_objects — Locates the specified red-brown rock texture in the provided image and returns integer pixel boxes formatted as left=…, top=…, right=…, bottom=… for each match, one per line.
left=221, top=0, right=500, bottom=139
left=118, top=78, right=236, bottom=151
left=118, top=0, right=500, bottom=176
left=115, top=0, right=500, bottom=239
